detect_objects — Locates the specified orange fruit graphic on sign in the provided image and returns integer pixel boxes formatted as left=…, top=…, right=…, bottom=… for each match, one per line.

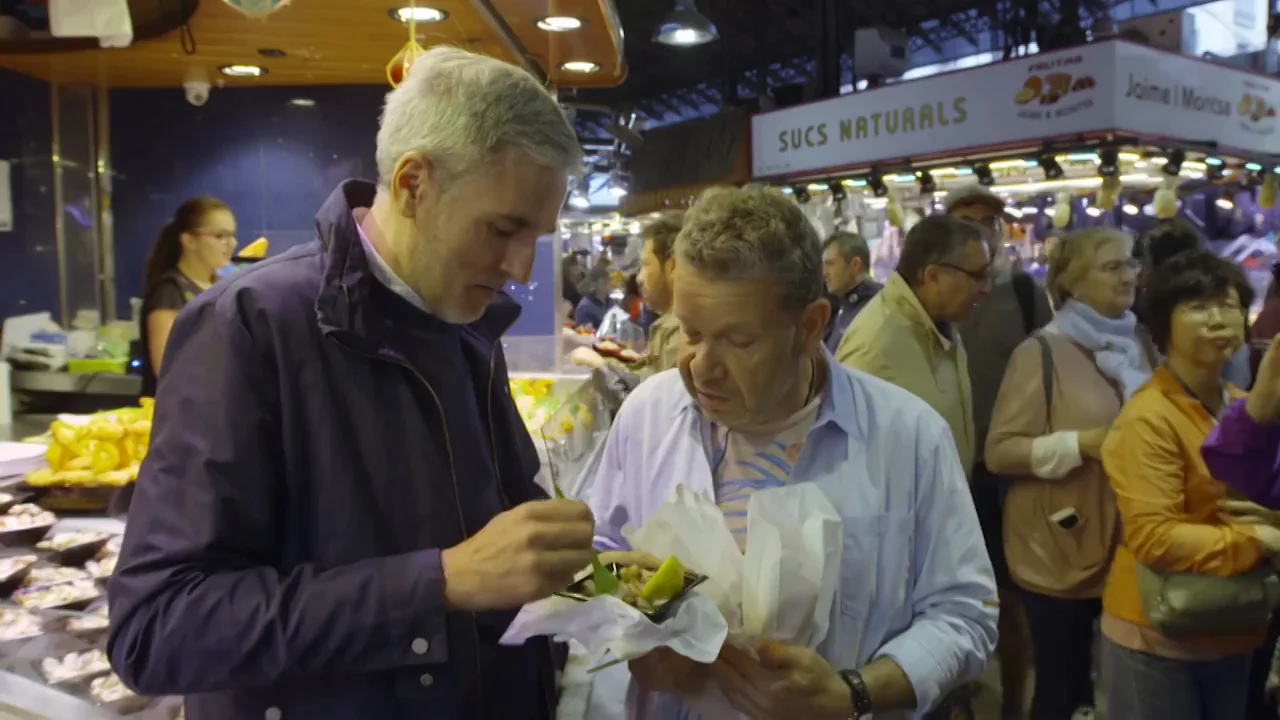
left=1015, top=74, right=1095, bottom=106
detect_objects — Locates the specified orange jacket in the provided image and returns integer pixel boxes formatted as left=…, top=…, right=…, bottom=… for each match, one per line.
left=1101, top=367, right=1265, bottom=654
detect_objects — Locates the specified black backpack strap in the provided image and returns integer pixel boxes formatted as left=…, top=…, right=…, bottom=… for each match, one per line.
left=1012, top=271, right=1037, bottom=337
left=1033, top=333, right=1054, bottom=432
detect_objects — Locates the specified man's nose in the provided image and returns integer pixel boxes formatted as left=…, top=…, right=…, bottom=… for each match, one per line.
left=501, top=238, right=537, bottom=284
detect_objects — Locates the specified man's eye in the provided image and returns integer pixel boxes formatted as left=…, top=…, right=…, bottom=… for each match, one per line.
left=491, top=224, right=517, bottom=239
left=727, top=336, right=754, bottom=349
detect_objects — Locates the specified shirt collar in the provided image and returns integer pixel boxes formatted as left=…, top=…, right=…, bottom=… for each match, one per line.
left=353, top=208, right=431, bottom=314
left=671, top=348, right=861, bottom=438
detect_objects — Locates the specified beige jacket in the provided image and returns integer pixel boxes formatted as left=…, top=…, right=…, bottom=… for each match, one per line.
left=837, top=272, right=975, bottom=475
left=985, top=332, right=1125, bottom=598
left=606, top=312, right=680, bottom=378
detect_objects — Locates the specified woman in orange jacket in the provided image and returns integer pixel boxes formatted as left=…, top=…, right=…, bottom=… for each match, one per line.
left=1099, top=249, right=1280, bottom=720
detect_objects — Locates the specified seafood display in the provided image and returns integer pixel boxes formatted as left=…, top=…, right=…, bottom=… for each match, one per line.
left=23, top=566, right=91, bottom=587
left=41, top=649, right=110, bottom=684
left=23, top=400, right=154, bottom=488
left=66, top=605, right=109, bottom=634
left=0, top=555, right=37, bottom=581
left=36, top=532, right=111, bottom=552
left=90, top=673, right=136, bottom=704
left=0, top=607, right=43, bottom=641
left=13, top=580, right=100, bottom=610
left=0, top=504, right=56, bottom=532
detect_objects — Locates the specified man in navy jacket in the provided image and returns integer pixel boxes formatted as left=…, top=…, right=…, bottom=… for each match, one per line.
left=107, top=47, right=595, bottom=720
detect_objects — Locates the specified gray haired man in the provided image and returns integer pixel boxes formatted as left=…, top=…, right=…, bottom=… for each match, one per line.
left=108, top=47, right=595, bottom=719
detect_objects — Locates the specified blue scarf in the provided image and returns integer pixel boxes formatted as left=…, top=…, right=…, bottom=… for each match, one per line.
left=1052, top=299, right=1150, bottom=399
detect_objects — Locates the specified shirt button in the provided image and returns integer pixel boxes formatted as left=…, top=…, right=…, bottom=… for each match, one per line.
left=264, top=708, right=282, bottom=720
left=411, top=637, right=430, bottom=655
left=420, top=672, right=434, bottom=687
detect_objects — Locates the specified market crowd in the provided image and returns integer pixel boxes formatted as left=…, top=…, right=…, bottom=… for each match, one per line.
left=103, top=45, right=1280, bottom=720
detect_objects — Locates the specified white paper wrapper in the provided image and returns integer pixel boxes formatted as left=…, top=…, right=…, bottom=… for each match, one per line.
left=499, top=585, right=728, bottom=665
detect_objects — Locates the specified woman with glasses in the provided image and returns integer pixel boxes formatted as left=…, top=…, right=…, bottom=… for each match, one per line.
left=986, top=228, right=1148, bottom=720
left=139, top=196, right=237, bottom=399
left=1100, top=249, right=1280, bottom=720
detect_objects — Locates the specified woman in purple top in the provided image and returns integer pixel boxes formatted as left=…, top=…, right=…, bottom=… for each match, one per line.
left=1203, top=339, right=1280, bottom=508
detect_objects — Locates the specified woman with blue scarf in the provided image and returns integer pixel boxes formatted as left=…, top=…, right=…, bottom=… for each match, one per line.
left=986, top=227, right=1152, bottom=720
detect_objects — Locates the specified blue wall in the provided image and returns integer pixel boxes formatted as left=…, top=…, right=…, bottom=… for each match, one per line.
left=109, top=84, right=385, bottom=318
left=109, top=83, right=556, bottom=336
left=0, top=69, right=57, bottom=321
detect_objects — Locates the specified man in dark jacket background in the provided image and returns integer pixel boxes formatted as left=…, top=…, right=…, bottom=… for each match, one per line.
left=107, top=47, right=595, bottom=720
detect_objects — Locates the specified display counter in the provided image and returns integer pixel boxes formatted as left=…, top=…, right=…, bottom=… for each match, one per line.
left=12, top=373, right=142, bottom=417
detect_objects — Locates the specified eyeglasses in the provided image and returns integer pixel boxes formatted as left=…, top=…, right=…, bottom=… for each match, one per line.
left=936, top=261, right=991, bottom=284
left=192, top=229, right=237, bottom=245
left=1095, top=258, right=1143, bottom=276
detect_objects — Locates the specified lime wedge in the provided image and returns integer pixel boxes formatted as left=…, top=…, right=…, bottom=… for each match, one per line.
left=640, top=555, right=686, bottom=603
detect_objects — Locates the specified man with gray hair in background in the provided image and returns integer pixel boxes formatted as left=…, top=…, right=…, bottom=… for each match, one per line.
left=821, top=230, right=882, bottom=352
left=108, top=48, right=596, bottom=719
left=589, top=186, right=997, bottom=719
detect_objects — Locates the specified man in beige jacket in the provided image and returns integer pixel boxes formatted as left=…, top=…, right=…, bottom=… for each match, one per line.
left=836, top=215, right=991, bottom=476
left=569, top=212, right=683, bottom=377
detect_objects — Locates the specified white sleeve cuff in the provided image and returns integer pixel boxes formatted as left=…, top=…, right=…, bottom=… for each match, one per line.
left=1030, top=431, right=1083, bottom=480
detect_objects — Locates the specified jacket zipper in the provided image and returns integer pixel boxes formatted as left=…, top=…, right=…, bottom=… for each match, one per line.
left=330, top=335, right=487, bottom=705
left=486, top=341, right=556, bottom=720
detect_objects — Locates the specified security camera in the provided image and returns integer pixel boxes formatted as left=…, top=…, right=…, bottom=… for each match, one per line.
left=184, top=79, right=211, bottom=107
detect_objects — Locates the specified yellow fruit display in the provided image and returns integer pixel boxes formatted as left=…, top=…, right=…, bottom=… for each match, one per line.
left=26, top=401, right=154, bottom=488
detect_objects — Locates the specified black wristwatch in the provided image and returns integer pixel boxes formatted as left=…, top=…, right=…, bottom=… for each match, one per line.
left=838, top=669, right=873, bottom=718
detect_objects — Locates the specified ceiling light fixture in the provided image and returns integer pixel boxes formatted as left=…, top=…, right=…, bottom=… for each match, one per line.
left=917, top=171, right=937, bottom=194
left=389, top=6, right=447, bottom=23
left=1098, top=146, right=1119, bottom=177
left=537, top=16, right=583, bottom=31
left=1122, top=202, right=1140, bottom=215
left=561, top=61, right=600, bottom=73
left=1038, top=151, right=1064, bottom=180
left=220, top=64, right=266, bottom=77
left=974, top=164, right=994, bottom=186
left=1163, top=149, right=1186, bottom=176
left=867, top=172, right=888, bottom=197
left=654, top=0, right=718, bottom=46
left=792, top=185, right=810, bottom=203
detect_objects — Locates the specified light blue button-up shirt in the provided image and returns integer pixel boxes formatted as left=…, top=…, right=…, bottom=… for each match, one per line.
left=587, top=353, right=998, bottom=717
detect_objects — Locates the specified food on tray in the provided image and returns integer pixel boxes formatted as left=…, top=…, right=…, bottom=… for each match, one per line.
left=37, top=531, right=111, bottom=552
left=26, top=401, right=154, bottom=488
left=90, top=673, right=137, bottom=704
left=86, top=553, right=118, bottom=579
left=0, top=504, right=56, bottom=531
left=24, top=565, right=92, bottom=586
left=42, top=649, right=110, bottom=684
left=67, top=605, right=110, bottom=633
left=617, top=348, right=641, bottom=363
left=0, top=492, right=13, bottom=506
left=14, top=579, right=99, bottom=609
left=0, top=607, right=44, bottom=641
left=0, top=554, right=37, bottom=580
left=563, top=556, right=705, bottom=618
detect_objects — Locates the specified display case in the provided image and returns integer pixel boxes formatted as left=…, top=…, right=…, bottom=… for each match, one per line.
left=0, top=515, right=182, bottom=719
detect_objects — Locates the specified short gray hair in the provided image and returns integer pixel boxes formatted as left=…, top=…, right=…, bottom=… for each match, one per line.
left=676, top=186, right=823, bottom=311
left=896, top=215, right=985, bottom=286
left=823, top=231, right=870, bottom=267
left=376, top=47, right=581, bottom=187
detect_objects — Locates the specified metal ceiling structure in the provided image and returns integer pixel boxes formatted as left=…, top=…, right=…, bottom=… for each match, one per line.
left=568, top=0, right=1216, bottom=141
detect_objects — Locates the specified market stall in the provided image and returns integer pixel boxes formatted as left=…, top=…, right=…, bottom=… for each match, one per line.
left=751, top=38, right=1280, bottom=301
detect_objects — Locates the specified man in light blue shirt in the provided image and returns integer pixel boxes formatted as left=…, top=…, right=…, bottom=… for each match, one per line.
left=588, top=186, right=998, bottom=719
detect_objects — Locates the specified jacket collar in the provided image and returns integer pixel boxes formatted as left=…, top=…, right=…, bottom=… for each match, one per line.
left=880, top=271, right=954, bottom=350
left=842, top=278, right=882, bottom=304
left=672, top=348, right=861, bottom=439
left=313, top=179, right=522, bottom=352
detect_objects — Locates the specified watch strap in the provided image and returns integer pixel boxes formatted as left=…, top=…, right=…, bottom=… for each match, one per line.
left=838, top=669, right=873, bottom=717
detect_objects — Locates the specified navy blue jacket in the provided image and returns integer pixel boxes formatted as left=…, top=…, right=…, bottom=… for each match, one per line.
left=823, top=279, right=884, bottom=353
left=108, top=180, right=560, bottom=719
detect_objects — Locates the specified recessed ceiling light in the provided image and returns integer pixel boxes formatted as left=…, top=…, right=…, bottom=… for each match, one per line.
left=389, top=6, right=447, bottom=23
left=537, top=16, right=583, bottom=32
left=288, top=98, right=316, bottom=107
left=220, top=64, right=266, bottom=77
left=560, top=61, right=600, bottom=73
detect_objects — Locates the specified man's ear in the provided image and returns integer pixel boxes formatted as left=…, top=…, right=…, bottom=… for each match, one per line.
left=799, top=296, right=832, bottom=353
left=391, top=152, right=433, bottom=218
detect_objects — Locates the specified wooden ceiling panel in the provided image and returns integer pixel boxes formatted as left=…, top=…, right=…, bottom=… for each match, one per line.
left=0, top=0, right=625, bottom=88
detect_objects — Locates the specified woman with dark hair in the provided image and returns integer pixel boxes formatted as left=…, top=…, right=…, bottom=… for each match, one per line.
left=1099, top=249, right=1280, bottom=720
left=139, top=196, right=236, bottom=398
